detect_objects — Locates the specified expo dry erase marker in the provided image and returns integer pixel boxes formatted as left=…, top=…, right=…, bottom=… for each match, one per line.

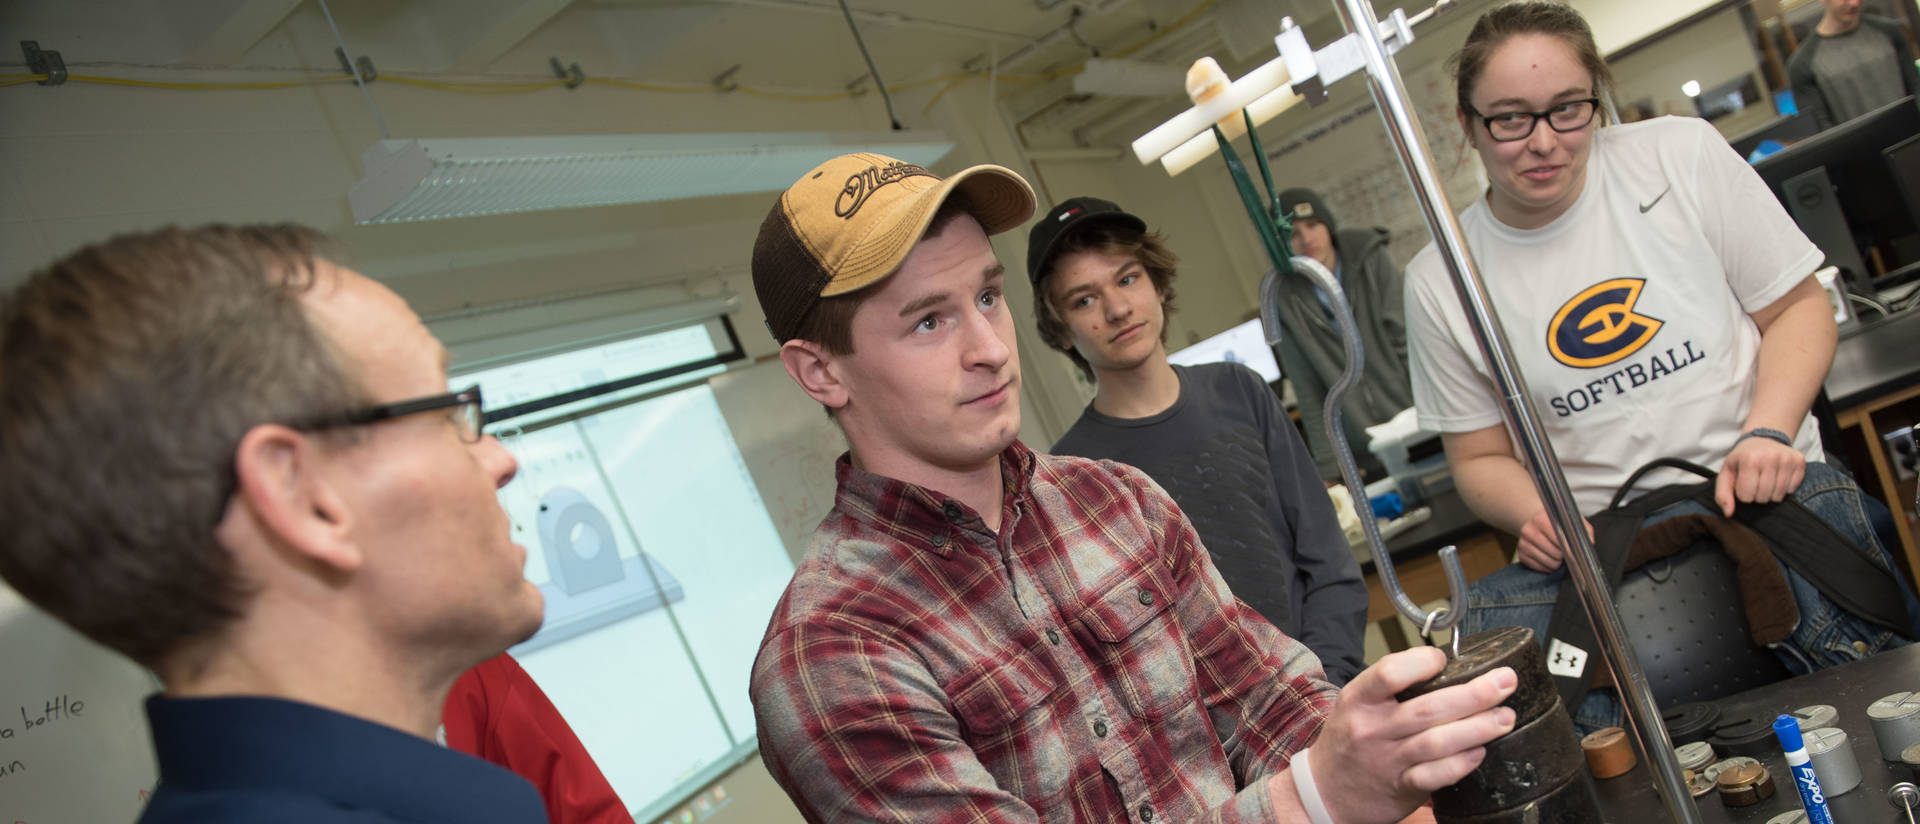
left=1776, top=714, right=1834, bottom=824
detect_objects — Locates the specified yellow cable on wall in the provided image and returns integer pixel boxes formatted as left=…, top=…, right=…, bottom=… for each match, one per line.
left=0, top=70, right=971, bottom=101
left=2, top=0, right=1220, bottom=107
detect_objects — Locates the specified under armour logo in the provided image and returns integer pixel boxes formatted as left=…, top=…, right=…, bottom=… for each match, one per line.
left=1546, top=639, right=1588, bottom=678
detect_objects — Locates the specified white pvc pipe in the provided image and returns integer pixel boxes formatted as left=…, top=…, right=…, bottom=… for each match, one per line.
left=1158, top=81, right=1307, bottom=176
left=1130, top=55, right=1291, bottom=164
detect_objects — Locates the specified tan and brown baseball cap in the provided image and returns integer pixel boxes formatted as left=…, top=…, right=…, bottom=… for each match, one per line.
left=752, top=152, right=1036, bottom=343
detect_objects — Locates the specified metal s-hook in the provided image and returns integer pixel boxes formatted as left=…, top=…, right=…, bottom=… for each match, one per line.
left=1419, top=607, right=1463, bottom=656
left=1263, top=254, right=1468, bottom=643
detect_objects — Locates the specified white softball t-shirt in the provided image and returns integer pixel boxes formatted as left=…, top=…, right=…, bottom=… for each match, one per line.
left=1405, top=116, right=1826, bottom=514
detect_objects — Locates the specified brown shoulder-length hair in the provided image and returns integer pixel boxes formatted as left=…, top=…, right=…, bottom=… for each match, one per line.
left=1450, top=1, right=1616, bottom=130
left=0, top=224, right=365, bottom=670
left=1030, top=221, right=1179, bottom=382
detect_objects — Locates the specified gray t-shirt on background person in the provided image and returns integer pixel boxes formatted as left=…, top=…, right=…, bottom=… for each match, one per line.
left=1788, top=15, right=1920, bottom=129
left=1050, top=362, right=1370, bottom=683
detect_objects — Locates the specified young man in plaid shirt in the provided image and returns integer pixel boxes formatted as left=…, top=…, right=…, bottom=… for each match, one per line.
left=747, top=153, right=1518, bottom=824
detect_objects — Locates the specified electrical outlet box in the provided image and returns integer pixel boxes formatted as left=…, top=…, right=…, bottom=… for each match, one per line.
left=1883, top=426, right=1918, bottom=481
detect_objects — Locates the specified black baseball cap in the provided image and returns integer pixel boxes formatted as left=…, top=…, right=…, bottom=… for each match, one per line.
left=1025, top=196, right=1147, bottom=286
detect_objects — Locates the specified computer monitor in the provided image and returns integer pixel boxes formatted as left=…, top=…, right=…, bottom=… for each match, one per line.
left=1754, top=96, right=1920, bottom=285
left=1885, top=133, right=1920, bottom=237
left=1167, top=317, right=1284, bottom=384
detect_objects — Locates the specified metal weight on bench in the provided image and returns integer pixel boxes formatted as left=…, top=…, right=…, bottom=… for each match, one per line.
left=1399, top=627, right=1604, bottom=824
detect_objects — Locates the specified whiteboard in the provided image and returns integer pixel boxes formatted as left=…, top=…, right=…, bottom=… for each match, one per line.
left=0, top=585, right=159, bottom=823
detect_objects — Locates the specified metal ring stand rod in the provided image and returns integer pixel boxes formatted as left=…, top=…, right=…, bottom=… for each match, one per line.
left=1321, top=1, right=1700, bottom=821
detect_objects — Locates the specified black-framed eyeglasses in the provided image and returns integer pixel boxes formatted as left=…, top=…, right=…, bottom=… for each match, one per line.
left=1467, top=98, right=1600, bottom=142
left=293, top=384, right=486, bottom=444
left=212, top=385, right=488, bottom=524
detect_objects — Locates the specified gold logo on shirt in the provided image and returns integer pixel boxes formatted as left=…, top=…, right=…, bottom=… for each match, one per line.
left=1546, top=278, right=1664, bottom=368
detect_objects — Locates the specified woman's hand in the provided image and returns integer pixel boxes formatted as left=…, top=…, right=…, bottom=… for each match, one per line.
left=1715, top=435, right=1806, bottom=516
left=1515, top=510, right=1594, bottom=573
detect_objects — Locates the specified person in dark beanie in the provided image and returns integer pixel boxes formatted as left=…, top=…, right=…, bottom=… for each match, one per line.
left=1028, top=195, right=1368, bottom=684
left=1273, top=187, right=1415, bottom=483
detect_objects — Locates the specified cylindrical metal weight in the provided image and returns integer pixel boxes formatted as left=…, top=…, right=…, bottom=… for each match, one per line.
left=1710, top=715, right=1780, bottom=758
left=1664, top=702, right=1722, bottom=746
left=1804, top=726, right=1862, bottom=796
left=1583, top=727, right=1637, bottom=779
left=1903, top=742, right=1920, bottom=783
left=1716, top=762, right=1776, bottom=807
left=1432, top=698, right=1587, bottom=817
left=1676, top=741, right=1716, bottom=772
left=1702, top=757, right=1762, bottom=785
left=1686, top=770, right=1715, bottom=798
left=1869, top=692, right=1920, bottom=762
left=1398, top=627, right=1557, bottom=725
left=1792, top=704, right=1839, bottom=732
left=1435, top=771, right=1602, bottom=824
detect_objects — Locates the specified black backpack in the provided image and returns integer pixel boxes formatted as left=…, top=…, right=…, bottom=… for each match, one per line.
left=1542, top=458, right=1910, bottom=710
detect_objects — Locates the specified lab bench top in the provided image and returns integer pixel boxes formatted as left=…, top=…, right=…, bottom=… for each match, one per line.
left=1828, top=309, right=1920, bottom=411
left=1592, top=642, right=1920, bottom=823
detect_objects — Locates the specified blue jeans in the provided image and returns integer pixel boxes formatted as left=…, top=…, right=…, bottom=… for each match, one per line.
left=1465, top=461, right=1917, bottom=731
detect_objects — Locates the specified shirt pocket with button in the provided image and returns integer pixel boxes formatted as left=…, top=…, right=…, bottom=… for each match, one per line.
left=946, top=641, right=1072, bottom=805
left=1075, top=565, right=1195, bottom=721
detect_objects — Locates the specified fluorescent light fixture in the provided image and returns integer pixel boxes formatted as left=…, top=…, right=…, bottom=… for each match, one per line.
left=1073, top=58, right=1185, bottom=97
left=349, top=131, right=954, bottom=224
left=1682, top=80, right=1702, bottom=98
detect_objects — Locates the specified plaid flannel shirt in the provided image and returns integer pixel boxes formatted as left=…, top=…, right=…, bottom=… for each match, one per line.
left=751, top=440, right=1338, bottom=823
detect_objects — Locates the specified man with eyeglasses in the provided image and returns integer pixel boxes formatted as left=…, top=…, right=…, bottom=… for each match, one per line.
left=0, top=225, right=554, bottom=823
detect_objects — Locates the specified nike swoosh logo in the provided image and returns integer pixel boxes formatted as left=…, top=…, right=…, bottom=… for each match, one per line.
left=1639, top=185, right=1672, bottom=213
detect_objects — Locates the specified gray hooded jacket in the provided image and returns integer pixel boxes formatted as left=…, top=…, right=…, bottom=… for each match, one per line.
left=1270, top=226, right=1414, bottom=480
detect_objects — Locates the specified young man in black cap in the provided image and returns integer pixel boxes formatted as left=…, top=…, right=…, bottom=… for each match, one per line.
left=1271, top=187, right=1413, bottom=484
left=744, top=157, right=1518, bottom=824
left=1028, top=195, right=1368, bottom=684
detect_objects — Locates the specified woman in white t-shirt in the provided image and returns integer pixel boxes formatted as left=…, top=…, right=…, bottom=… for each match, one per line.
left=1405, top=1, right=1838, bottom=574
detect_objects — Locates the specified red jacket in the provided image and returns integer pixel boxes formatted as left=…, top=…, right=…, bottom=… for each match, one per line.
left=444, top=654, right=630, bottom=824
